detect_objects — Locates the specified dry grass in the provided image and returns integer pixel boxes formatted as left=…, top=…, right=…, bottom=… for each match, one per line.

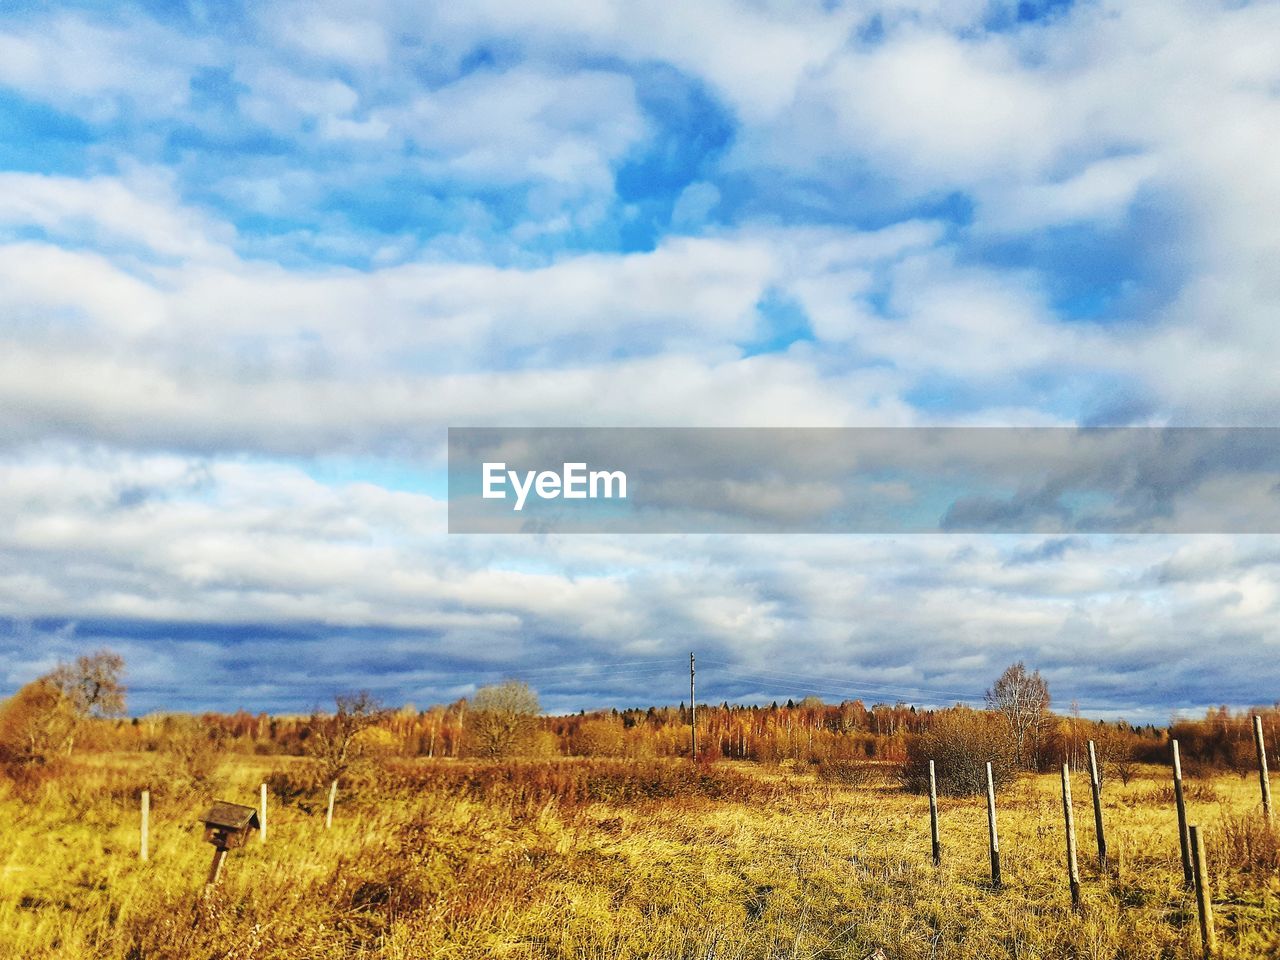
left=1, top=756, right=1278, bottom=959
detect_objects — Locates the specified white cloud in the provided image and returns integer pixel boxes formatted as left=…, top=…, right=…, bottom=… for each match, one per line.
left=268, top=9, right=390, bottom=67
left=396, top=66, right=646, bottom=187
left=3, top=0, right=1280, bottom=715
left=0, top=171, right=234, bottom=261
left=820, top=32, right=1061, bottom=183
left=434, top=0, right=860, bottom=122
left=0, top=180, right=963, bottom=449
left=0, top=13, right=212, bottom=120
left=3, top=444, right=1280, bottom=716
left=977, top=154, right=1162, bottom=232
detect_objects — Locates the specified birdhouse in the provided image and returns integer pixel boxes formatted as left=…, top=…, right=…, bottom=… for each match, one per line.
left=201, top=800, right=261, bottom=850
left=199, top=800, right=260, bottom=887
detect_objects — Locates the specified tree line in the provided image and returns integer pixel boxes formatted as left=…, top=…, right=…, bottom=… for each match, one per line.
left=1, top=653, right=1275, bottom=797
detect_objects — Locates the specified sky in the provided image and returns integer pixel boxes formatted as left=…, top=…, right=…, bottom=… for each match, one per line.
left=2, top=0, right=1280, bottom=722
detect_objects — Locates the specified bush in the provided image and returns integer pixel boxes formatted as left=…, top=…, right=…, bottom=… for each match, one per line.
left=0, top=680, right=78, bottom=765
left=158, top=733, right=223, bottom=799
left=572, top=717, right=626, bottom=757
left=1211, top=811, right=1280, bottom=875
left=901, top=708, right=1018, bottom=796
left=0, top=757, right=66, bottom=798
left=266, top=767, right=325, bottom=807
left=814, top=758, right=877, bottom=787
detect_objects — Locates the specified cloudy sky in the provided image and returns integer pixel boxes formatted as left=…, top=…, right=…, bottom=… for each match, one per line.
left=3, top=0, right=1280, bottom=721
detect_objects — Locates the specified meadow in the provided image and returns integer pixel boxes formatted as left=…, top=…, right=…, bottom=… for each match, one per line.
left=2, top=753, right=1277, bottom=960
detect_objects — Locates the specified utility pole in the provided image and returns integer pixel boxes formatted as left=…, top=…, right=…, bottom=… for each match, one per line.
left=690, top=652, right=697, bottom=762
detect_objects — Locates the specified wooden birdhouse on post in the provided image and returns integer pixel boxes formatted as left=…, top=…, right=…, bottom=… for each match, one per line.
left=199, top=800, right=260, bottom=887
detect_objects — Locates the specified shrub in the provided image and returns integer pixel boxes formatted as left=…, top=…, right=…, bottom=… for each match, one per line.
left=0, top=680, right=78, bottom=765
left=900, top=708, right=1018, bottom=796
left=0, top=757, right=65, bottom=798
left=1211, top=811, right=1280, bottom=875
left=814, top=758, right=877, bottom=787
left=572, top=717, right=626, bottom=757
left=158, top=733, right=223, bottom=799
left=266, top=767, right=325, bottom=807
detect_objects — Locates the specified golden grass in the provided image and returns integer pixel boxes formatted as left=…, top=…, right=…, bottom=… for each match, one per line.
left=1, top=757, right=1277, bottom=959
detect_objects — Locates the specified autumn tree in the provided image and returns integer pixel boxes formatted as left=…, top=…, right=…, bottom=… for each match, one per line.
left=466, top=681, right=540, bottom=758
left=0, top=651, right=126, bottom=765
left=0, top=680, right=79, bottom=765
left=307, top=691, right=389, bottom=783
left=573, top=715, right=625, bottom=757
left=985, top=661, right=1051, bottom=769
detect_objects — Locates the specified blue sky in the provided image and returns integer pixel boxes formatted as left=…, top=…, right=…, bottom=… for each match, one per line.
left=2, top=0, right=1280, bottom=721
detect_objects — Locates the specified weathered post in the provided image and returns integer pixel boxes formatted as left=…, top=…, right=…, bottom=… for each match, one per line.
left=1061, top=763, right=1081, bottom=909
left=928, top=759, right=941, bottom=866
left=1087, top=739, right=1107, bottom=872
left=1173, top=740, right=1194, bottom=889
left=986, top=761, right=1002, bottom=888
left=1190, top=824, right=1217, bottom=959
left=325, top=779, right=338, bottom=829
left=140, top=789, right=150, bottom=862
left=1253, top=715, right=1272, bottom=821
left=260, top=782, right=268, bottom=844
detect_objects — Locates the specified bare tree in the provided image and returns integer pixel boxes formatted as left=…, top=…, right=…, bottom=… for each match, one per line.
left=1092, top=722, right=1140, bottom=786
left=466, top=681, right=540, bottom=758
left=47, top=651, right=127, bottom=719
left=985, top=661, right=1051, bottom=769
left=308, top=691, right=389, bottom=783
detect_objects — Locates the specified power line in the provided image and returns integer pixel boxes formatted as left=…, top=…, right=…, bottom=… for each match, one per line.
left=698, top=657, right=985, bottom=701
left=464, top=658, right=678, bottom=677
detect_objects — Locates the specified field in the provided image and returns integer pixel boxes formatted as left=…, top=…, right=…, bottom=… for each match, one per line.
left=2, top=755, right=1278, bottom=960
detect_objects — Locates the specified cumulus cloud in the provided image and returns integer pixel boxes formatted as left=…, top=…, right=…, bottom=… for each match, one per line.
left=3, top=445, right=1279, bottom=717
left=0, top=12, right=212, bottom=120
left=1, top=0, right=1280, bottom=714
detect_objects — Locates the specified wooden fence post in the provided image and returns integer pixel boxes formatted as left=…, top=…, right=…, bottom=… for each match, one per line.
left=1061, top=764, right=1081, bottom=909
left=986, top=761, right=1001, bottom=888
left=140, top=789, right=150, bottom=862
left=1253, top=716, right=1273, bottom=821
left=1173, top=740, right=1194, bottom=889
left=1189, top=824, right=1217, bottom=959
left=928, top=759, right=941, bottom=866
left=260, top=782, right=268, bottom=844
left=1087, top=739, right=1107, bottom=872
left=325, top=779, right=337, bottom=829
